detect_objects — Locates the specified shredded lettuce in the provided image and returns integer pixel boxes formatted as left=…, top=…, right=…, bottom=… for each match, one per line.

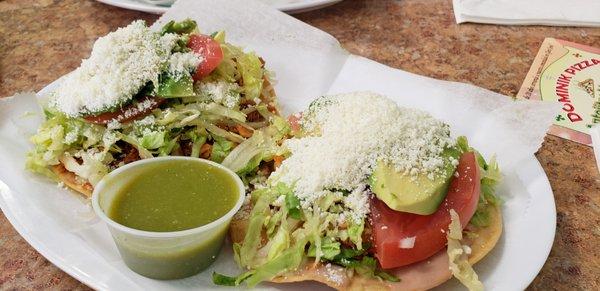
left=221, top=130, right=269, bottom=173
left=212, top=34, right=239, bottom=83
left=120, top=134, right=153, bottom=159
left=211, top=272, right=237, bottom=286
left=204, top=123, right=245, bottom=143
left=186, top=131, right=206, bottom=158
left=26, top=112, right=105, bottom=177
left=139, top=131, right=166, bottom=150
left=238, top=188, right=277, bottom=268
left=307, top=237, right=340, bottom=260
left=447, top=210, right=484, bottom=291
left=210, top=136, right=235, bottom=163
left=227, top=186, right=316, bottom=286
left=60, top=150, right=109, bottom=186
left=348, top=220, right=364, bottom=250
left=160, top=19, right=197, bottom=35
left=244, top=238, right=308, bottom=287
left=457, top=136, right=502, bottom=227
left=285, top=187, right=302, bottom=220
left=266, top=220, right=290, bottom=261
left=237, top=52, right=264, bottom=101
left=211, top=31, right=264, bottom=100
left=271, top=115, right=291, bottom=140
left=265, top=205, right=285, bottom=237
left=26, top=128, right=65, bottom=176
left=327, top=246, right=399, bottom=282
left=158, top=136, right=178, bottom=156
left=201, top=102, right=246, bottom=122
left=221, top=117, right=289, bottom=176
left=223, top=182, right=401, bottom=287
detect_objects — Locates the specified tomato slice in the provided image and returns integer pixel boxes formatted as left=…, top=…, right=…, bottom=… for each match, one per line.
left=287, top=113, right=302, bottom=133
left=370, top=152, right=480, bottom=269
left=83, top=96, right=165, bottom=125
left=187, top=34, right=223, bottom=80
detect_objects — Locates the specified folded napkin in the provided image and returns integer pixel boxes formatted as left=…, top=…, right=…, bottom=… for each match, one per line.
left=453, top=0, right=600, bottom=27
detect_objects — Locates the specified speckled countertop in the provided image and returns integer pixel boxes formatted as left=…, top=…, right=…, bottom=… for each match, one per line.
left=1, top=0, right=599, bottom=290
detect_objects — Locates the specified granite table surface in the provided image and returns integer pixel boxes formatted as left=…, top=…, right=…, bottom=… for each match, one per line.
left=1, top=0, right=599, bottom=290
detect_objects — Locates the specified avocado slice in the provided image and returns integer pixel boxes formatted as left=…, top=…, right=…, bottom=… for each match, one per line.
left=157, top=73, right=195, bottom=98
left=369, top=147, right=461, bottom=215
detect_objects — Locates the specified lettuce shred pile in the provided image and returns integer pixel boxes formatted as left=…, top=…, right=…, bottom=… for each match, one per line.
left=448, top=210, right=484, bottom=291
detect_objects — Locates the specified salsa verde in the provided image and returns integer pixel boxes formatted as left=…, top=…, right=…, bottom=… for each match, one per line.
left=108, top=159, right=239, bottom=232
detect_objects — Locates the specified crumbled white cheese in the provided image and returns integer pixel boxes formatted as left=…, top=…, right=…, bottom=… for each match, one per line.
left=102, top=130, right=119, bottom=150
left=114, top=98, right=161, bottom=121
left=272, top=195, right=285, bottom=207
left=56, top=181, right=67, bottom=190
left=106, top=119, right=122, bottom=130
left=271, top=92, right=455, bottom=223
left=336, top=213, right=347, bottom=225
left=160, top=33, right=179, bottom=52
left=50, top=21, right=176, bottom=117
left=64, top=131, right=79, bottom=144
left=450, top=157, right=459, bottom=167
left=323, top=263, right=345, bottom=285
left=399, top=236, right=416, bottom=249
left=463, top=245, right=472, bottom=255
left=196, top=80, right=241, bottom=108
left=74, top=148, right=104, bottom=162
left=343, top=184, right=370, bottom=223
left=61, top=148, right=108, bottom=186
left=134, top=115, right=156, bottom=127
left=42, top=151, right=55, bottom=162
left=168, top=52, right=202, bottom=79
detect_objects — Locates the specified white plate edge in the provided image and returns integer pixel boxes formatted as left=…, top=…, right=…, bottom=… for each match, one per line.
left=93, top=0, right=343, bottom=14
left=0, top=77, right=557, bottom=290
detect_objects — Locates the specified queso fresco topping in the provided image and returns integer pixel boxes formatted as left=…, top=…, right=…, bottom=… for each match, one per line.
left=49, top=20, right=202, bottom=117
left=270, top=92, right=456, bottom=222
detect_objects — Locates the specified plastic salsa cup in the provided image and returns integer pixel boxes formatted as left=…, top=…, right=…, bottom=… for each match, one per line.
left=91, top=156, right=245, bottom=280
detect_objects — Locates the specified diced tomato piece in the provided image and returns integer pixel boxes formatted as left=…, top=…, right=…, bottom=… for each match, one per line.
left=287, top=113, right=302, bottom=133
left=187, top=34, right=223, bottom=80
left=371, top=152, right=480, bottom=269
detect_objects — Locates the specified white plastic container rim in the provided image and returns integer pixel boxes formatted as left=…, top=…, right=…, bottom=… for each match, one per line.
left=91, top=156, right=246, bottom=238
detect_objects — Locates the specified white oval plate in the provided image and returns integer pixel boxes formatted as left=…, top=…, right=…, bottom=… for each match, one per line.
left=95, top=0, right=343, bottom=14
left=0, top=78, right=556, bottom=290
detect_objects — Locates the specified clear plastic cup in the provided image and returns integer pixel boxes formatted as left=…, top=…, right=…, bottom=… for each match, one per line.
left=92, top=157, right=245, bottom=280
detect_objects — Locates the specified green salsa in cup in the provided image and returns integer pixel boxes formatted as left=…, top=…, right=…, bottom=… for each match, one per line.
left=109, top=159, right=239, bottom=232
left=92, top=157, right=245, bottom=280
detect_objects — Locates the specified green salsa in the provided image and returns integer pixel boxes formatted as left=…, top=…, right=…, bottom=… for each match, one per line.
left=108, top=159, right=239, bottom=232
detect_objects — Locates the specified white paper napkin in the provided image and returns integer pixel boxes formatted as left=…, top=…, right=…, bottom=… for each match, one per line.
left=453, top=0, right=600, bottom=27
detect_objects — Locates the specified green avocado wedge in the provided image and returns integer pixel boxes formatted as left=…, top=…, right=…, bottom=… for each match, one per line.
left=369, top=147, right=461, bottom=215
left=157, top=73, right=195, bottom=98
